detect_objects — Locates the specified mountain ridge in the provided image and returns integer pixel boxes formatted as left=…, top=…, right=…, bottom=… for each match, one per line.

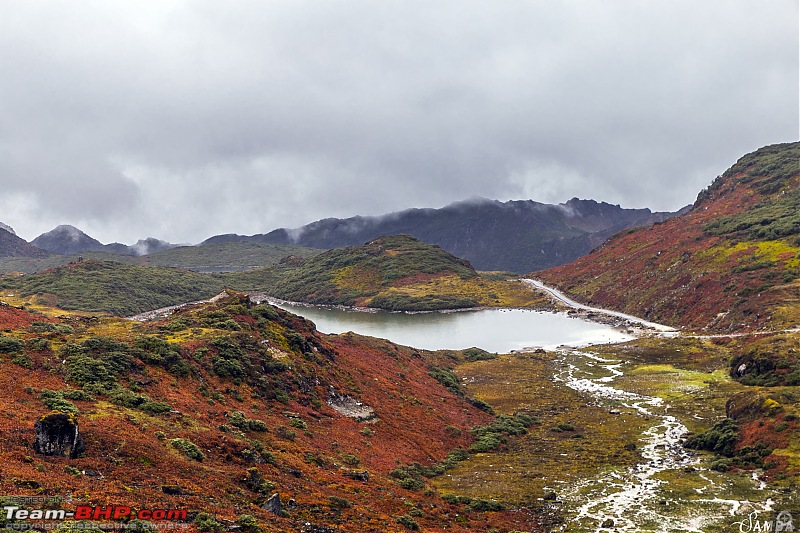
left=202, top=197, right=685, bottom=273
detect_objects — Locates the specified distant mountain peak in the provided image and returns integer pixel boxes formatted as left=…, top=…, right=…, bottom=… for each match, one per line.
left=54, top=224, right=93, bottom=240
left=31, top=225, right=105, bottom=255
left=28, top=226, right=177, bottom=257
left=0, top=222, right=16, bottom=235
left=130, top=238, right=175, bottom=256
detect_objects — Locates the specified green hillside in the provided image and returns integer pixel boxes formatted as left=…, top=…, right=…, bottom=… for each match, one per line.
left=0, top=260, right=226, bottom=316
left=258, top=235, right=483, bottom=310
left=0, top=237, right=545, bottom=315
left=244, top=234, right=543, bottom=311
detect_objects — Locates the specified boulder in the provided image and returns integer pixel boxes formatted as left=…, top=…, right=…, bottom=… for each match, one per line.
left=262, top=493, right=281, bottom=515
left=33, top=412, right=84, bottom=458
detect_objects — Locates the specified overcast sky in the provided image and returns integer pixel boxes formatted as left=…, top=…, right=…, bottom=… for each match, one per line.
left=1, top=1, right=797, bottom=244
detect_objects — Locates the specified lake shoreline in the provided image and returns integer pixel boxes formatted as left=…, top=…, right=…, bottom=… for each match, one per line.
left=248, top=291, right=671, bottom=350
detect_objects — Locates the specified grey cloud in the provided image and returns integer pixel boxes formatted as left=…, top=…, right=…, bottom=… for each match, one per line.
left=0, top=0, right=796, bottom=244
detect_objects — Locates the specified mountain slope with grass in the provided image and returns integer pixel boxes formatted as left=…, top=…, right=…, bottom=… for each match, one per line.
left=0, top=291, right=545, bottom=532
left=538, top=142, right=800, bottom=333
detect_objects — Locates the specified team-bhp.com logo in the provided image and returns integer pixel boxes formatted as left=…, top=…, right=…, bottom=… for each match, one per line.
left=4, top=505, right=188, bottom=521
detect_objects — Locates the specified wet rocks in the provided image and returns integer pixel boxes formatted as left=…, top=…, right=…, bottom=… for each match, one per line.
left=33, top=412, right=84, bottom=458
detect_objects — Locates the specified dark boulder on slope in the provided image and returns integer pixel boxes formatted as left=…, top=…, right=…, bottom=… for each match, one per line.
left=33, top=412, right=85, bottom=458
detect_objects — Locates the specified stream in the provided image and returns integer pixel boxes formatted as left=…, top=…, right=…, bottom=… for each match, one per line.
left=553, top=348, right=777, bottom=532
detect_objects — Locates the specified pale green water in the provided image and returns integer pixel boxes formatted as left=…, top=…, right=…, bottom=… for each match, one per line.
left=272, top=302, right=634, bottom=353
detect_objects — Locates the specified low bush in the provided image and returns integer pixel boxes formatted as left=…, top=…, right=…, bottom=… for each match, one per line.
left=683, top=418, right=739, bottom=457
left=170, top=438, right=205, bottom=462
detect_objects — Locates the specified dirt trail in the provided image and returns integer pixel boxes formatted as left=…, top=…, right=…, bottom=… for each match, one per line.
left=522, top=279, right=676, bottom=332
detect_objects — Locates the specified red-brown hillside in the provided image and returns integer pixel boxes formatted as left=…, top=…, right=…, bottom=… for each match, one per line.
left=0, top=292, right=544, bottom=533
left=538, top=142, right=800, bottom=333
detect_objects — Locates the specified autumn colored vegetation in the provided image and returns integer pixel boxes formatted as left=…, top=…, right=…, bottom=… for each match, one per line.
left=538, top=141, right=800, bottom=333
left=0, top=291, right=546, bottom=532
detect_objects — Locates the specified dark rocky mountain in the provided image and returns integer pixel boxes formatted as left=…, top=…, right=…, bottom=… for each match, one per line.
left=30, top=225, right=176, bottom=257
left=204, top=198, right=685, bottom=272
left=31, top=225, right=107, bottom=255
left=0, top=226, right=49, bottom=258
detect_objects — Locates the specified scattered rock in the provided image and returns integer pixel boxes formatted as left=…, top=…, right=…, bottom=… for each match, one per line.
left=286, top=499, right=299, bottom=512
left=263, top=493, right=282, bottom=515
left=301, top=525, right=336, bottom=533
left=327, top=391, right=376, bottom=421
left=33, top=412, right=84, bottom=458
left=600, top=518, right=615, bottom=528
left=543, top=491, right=557, bottom=501
left=162, top=485, right=184, bottom=495
left=342, top=469, right=370, bottom=482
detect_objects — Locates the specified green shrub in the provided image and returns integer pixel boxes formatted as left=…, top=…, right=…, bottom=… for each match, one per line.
left=60, top=389, right=93, bottom=401
left=228, top=411, right=268, bottom=432
left=289, top=417, right=307, bottom=429
left=389, top=465, right=426, bottom=491
left=26, top=338, right=51, bottom=352
left=275, top=426, right=296, bottom=441
left=40, top=390, right=79, bottom=416
left=11, top=353, right=32, bottom=368
left=395, top=514, right=420, bottom=530
left=0, top=335, right=24, bottom=354
left=193, top=512, right=222, bottom=533
left=341, top=453, right=360, bottom=466
left=468, top=414, right=535, bottom=453
left=29, top=321, right=57, bottom=333
left=462, top=347, right=497, bottom=362
left=170, top=438, right=205, bottom=461
left=468, top=397, right=495, bottom=413
left=235, top=514, right=259, bottom=532
left=328, top=496, right=352, bottom=509
left=429, top=367, right=463, bottom=396
left=139, top=401, right=171, bottom=414
left=469, top=433, right=503, bottom=453
left=684, top=418, right=739, bottom=457
left=132, top=336, right=191, bottom=377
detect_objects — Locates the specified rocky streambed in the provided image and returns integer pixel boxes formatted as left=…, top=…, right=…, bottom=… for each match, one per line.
left=552, top=348, right=779, bottom=532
